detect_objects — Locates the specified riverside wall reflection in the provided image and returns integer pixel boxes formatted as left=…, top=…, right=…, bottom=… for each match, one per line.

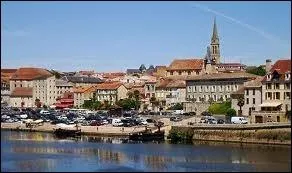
left=1, top=131, right=291, bottom=172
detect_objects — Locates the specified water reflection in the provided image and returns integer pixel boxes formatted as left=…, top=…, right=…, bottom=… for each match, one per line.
left=1, top=131, right=291, bottom=172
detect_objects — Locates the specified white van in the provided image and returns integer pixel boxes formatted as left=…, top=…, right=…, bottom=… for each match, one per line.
left=112, top=118, right=123, bottom=127
left=231, top=117, right=248, bottom=124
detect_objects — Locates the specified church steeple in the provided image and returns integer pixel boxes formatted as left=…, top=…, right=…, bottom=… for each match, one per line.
left=211, top=18, right=219, bottom=43
left=210, top=17, right=220, bottom=65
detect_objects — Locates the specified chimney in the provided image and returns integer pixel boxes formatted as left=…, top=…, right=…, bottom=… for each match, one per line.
left=265, top=59, right=272, bottom=72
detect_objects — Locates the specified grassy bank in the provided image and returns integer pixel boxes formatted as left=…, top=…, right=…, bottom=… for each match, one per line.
left=168, top=126, right=291, bottom=145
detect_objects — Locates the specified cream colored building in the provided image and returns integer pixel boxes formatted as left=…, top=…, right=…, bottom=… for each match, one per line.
left=250, top=59, right=291, bottom=123
left=9, top=68, right=56, bottom=107
left=231, top=77, right=263, bottom=116
left=184, top=72, right=258, bottom=113
left=73, top=85, right=97, bottom=108
left=155, top=79, right=186, bottom=109
left=95, top=82, right=128, bottom=105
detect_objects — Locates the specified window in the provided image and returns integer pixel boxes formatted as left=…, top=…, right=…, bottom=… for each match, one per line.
left=267, top=83, right=272, bottom=89
left=196, top=71, right=199, bottom=75
left=188, top=71, right=191, bottom=75
left=275, top=92, right=280, bottom=100
left=253, top=98, right=255, bottom=104
left=15, top=84, right=17, bottom=87
left=170, top=72, right=173, bottom=75
left=284, top=92, right=291, bottom=99
left=253, top=89, right=255, bottom=95
left=275, top=83, right=280, bottom=89
left=178, top=71, right=182, bottom=75
left=246, top=98, right=249, bottom=104
left=246, top=89, right=249, bottom=95
left=285, top=83, right=290, bottom=89
left=20, top=84, right=22, bottom=87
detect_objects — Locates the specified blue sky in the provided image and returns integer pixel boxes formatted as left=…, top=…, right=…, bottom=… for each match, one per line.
left=1, top=2, right=291, bottom=72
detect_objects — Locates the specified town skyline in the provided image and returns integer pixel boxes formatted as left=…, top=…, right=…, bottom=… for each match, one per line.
left=1, top=2, right=291, bottom=72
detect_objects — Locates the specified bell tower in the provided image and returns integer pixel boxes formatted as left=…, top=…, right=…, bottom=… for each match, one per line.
left=210, top=18, right=220, bottom=65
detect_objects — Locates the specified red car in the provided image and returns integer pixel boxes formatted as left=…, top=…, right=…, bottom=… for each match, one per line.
left=90, top=120, right=103, bottom=126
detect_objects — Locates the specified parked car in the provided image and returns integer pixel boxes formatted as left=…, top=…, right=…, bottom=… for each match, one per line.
left=207, top=117, right=217, bottom=124
left=90, top=120, right=103, bottom=126
left=112, top=118, right=124, bottom=127
left=170, top=117, right=182, bottom=122
left=217, top=119, right=225, bottom=124
left=231, top=117, right=248, bottom=124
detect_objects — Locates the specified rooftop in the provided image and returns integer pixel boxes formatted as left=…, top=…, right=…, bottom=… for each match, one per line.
left=186, top=72, right=258, bottom=81
left=168, top=58, right=204, bottom=71
left=10, top=68, right=53, bottom=80
left=269, top=59, right=291, bottom=74
left=95, top=82, right=123, bottom=90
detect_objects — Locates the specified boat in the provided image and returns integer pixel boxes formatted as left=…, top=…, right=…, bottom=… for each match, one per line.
left=53, top=128, right=81, bottom=138
left=53, top=123, right=81, bottom=138
left=129, top=129, right=165, bottom=141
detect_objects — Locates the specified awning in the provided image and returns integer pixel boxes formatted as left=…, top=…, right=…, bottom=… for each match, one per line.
left=259, top=102, right=282, bottom=107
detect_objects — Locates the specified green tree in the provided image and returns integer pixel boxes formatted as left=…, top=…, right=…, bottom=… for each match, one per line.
left=226, top=108, right=236, bottom=123
left=237, top=96, right=245, bottom=116
left=127, top=91, right=134, bottom=99
left=246, top=66, right=266, bottom=76
left=82, top=100, right=93, bottom=109
left=168, top=103, right=183, bottom=110
left=35, top=98, right=41, bottom=108
left=43, top=105, right=48, bottom=109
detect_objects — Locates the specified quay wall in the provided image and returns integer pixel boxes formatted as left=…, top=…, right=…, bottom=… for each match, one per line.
left=169, top=124, right=291, bottom=145
left=1, top=123, right=146, bottom=137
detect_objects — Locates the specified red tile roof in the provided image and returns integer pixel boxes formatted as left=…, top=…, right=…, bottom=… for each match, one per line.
left=269, top=59, right=291, bottom=74
left=156, top=79, right=186, bottom=88
left=1, top=69, right=18, bottom=73
left=1, top=68, right=18, bottom=83
left=10, top=87, right=33, bottom=97
left=95, top=82, right=123, bottom=90
left=73, top=85, right=98, bottom=93
left=168, top=59, right=204, bottom=71
left=10, top=68, right=53, bottom=80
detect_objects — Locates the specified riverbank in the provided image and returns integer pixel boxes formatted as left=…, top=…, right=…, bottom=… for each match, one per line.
left=1, top=122, right=150, bottom=137
left=169, top=124, right=291, bottom=145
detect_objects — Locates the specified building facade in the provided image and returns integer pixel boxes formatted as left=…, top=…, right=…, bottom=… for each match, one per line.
left=231, top=77, right=263, bottom=117
left=9, top=68, right=56, bottom=107
left=184, top=72, right=258, bottom=113
left=95, top=82, right=128, bottom=105
left=155, top=79, right=186, bottom=109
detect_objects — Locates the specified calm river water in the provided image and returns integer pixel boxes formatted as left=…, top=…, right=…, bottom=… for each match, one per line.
left=1, top=131, right=291, bottom=172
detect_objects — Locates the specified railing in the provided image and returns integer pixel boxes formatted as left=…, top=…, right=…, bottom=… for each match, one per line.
left=252, top=111, right=285, bottom=114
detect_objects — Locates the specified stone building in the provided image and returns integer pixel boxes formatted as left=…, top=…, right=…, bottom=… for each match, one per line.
left=155, top=79, right=186, bottom=110
left=94, top=82, right=128, bottom=105
left=73, top=85, right=98, bottom=108
left=1, top=69, right=17, bottom=105
left=250, top=59, right=291, bottom=123
left=184, top=72, right=258, bottom=113
left=9, top=68, right=56, bottom=107
left=231, top=77, right=263, bottom=117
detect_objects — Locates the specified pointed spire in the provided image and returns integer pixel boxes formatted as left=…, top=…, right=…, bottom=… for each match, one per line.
left=212, top=17, right=219, bottom=41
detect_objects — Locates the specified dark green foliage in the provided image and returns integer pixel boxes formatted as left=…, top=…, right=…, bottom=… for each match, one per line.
left=82, top=99, right=101, bottom=110
left=226, top=108, right=236, bottom=117
left=208, top=101, right=231, bottom=114
left=246, top=66, right=266, bottom=76
left=116, top=98, right=140, bottom=110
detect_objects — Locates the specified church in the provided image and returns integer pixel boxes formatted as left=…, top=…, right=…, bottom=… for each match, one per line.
left=166, top=18, right=246, bottom=78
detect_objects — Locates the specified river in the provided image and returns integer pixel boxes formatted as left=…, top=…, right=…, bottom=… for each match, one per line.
left=1, top=131, right=291, bottom=172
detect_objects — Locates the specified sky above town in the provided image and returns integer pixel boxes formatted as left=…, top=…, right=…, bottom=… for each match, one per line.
left=1, top=2, right=291, bottom=72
